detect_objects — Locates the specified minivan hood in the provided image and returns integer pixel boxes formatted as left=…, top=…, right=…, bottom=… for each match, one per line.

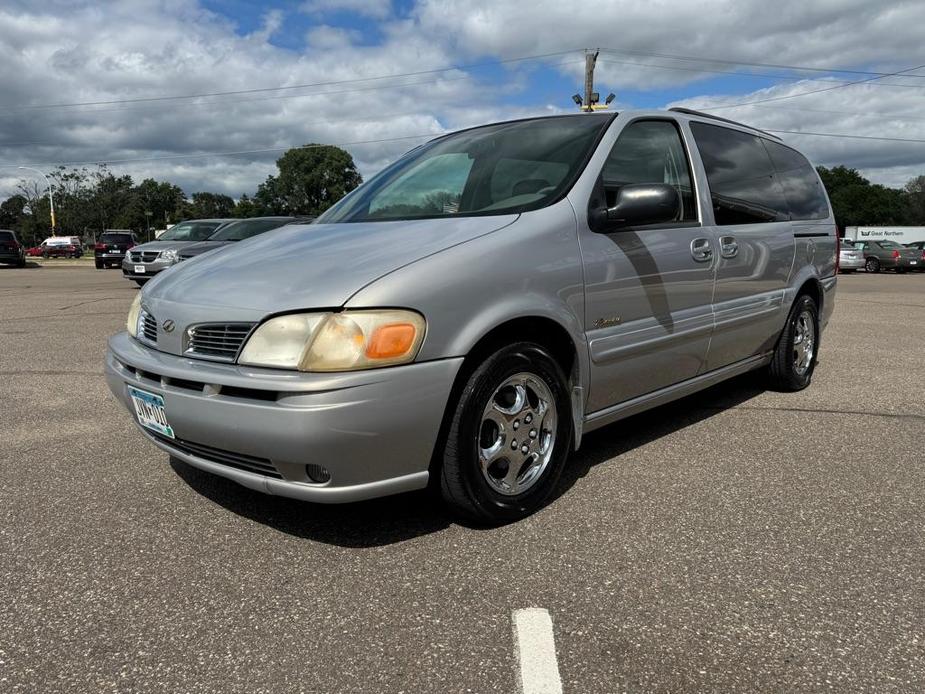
left=132, top=239, right=202, bottom=252
left=178, top=240, right=230, bottom=258
left=146, top=216, right=518, bottom=313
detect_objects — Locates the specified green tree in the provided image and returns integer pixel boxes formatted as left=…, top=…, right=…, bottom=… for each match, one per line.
left=903, top=175, right=925, bottom=225
left=254, top=144, right=361, bottom=216
left=187, top=191, right=235, bottom=218
left=816, top=165, right=910, bottom=227
left=233, top=193, right=258, bottom=218
left=0, top=194, right=28, bottom=231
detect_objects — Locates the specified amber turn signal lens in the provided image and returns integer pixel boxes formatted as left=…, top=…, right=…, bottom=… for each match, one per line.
left=366, top=323, right=417, bottom=359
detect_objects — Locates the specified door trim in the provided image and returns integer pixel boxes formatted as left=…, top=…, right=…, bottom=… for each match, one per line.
left=583, top=352, right=772, bottom=433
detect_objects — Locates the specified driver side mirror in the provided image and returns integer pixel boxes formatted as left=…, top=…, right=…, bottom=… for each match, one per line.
left=590, top=183, right=681, bottom=232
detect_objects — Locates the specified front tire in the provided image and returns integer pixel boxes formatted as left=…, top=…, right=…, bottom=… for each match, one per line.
left=95, top=260, right=103, bottom=269
left=769, top=294, right=819, bottom=392
left=439, top=342, right=572, bottom=524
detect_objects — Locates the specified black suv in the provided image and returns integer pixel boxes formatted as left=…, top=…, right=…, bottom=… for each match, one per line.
left=94, top=231, right=136, bottom=269
left=0, top=229, right=26, bottom=267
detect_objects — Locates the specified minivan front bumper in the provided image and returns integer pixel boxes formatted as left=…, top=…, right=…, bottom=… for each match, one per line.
left=105, top=332, right=462, bottom=503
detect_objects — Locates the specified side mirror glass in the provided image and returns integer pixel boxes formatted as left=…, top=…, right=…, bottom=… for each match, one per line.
left=591, top=183, right=681, bottom=231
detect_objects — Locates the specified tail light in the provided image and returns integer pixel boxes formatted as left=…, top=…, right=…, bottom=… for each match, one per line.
left=892, top=250, right=900, bottom=260
left=67, top=245, right=76, bottom=251
left=127, top=243, right=135, bottom=250
left=920, top=250, right=925, bottom=261
left=835, top=235, right=840, bottom=273
left=10, top=240, right=20, bottom=250
left=94, top=242, right=105, bottom=250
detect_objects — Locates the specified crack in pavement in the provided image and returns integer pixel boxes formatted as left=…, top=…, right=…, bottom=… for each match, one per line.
left=713, top=404, right=925, bottom=421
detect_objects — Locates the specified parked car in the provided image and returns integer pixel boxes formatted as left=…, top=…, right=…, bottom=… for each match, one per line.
left=106, top=109, right=837, bottom=523
left=0, top=229, right=26, bottom=267
left=177, top=216, right=314, bottom=261
left=41, top=236, right=83, bottom=258
left=853, top=239, right=920, bottom=273
left=122, top=218, right=233, bottom=286
left=94, top=231, right=136, bottom=268
left=904, top=241, right=925, bottom=270
left=26, top=245, right=44, bottom=257
left=838, top=238, right=865, bottom=273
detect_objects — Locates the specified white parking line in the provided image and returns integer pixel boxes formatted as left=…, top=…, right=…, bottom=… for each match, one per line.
left=512, top=608, right=563, bottom=694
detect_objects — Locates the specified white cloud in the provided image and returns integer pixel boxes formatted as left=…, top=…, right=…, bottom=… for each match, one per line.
left=0, top=0, right=924, bottom=202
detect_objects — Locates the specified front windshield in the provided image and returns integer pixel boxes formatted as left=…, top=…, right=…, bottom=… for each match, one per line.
left=208, top=218, right=290, bottom=241
left=318, top=115, right=613, bottom=223
left=159, top=221, right=224, bottom=241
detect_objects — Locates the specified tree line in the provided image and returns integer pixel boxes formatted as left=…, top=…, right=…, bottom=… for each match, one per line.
left=0, top=144, right=361, bottom=245
left=815, top=166, right=925, bottom=229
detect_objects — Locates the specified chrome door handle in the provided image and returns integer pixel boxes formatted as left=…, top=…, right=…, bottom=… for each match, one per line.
left=690, top=238, right=712, bottom=262
left=720, top=236, right=738, bottom=258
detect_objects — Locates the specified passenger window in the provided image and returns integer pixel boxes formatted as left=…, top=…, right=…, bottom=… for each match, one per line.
left=368, top=153, right=473, bottom=217
left=762, top=140, right=829, bottom=220
left=601, top=120, right=697, bottom=222
left=689, top=122, right=789, bottom=225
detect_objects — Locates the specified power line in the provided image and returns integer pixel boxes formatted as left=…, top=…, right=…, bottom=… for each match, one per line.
left=722, top=104, right=925, bottom=123
left=596, top=57, right=925, bottom=90
left=705, top=62, right=925, bottom=109
left=599, top=47, right=925, bottom=79
left=0, top=133, right=445, bottom=168
left=0, top=108, right=442, bottom=149
left=0, top=50, right=578, bottom=113
left=767, top=129, right=925, bottom=144
left=0, top=59, right=586, bottom=120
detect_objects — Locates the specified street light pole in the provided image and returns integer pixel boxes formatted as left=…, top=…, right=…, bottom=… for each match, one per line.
left=17, top=166, right=56, bottom=232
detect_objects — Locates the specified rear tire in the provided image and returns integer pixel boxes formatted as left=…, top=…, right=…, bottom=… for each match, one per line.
left=439, top=342, right=572, bottom=524
left=95, top=260, right=103, bottom=269
left=865, top=257, right=880, bottom=273
left=768, top=294, right=819, bottom=392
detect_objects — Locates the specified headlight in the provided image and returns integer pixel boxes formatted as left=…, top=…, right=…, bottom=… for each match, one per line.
left=126, top=293, right=142, bottom=337
left=238, top=310, right=426, bottom=372
left=160, top=249, right=179, bottom=263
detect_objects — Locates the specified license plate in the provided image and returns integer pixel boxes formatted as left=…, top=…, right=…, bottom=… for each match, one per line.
left=128, top=386, right=174, bottom=439
left=134, top=265, right=146, bottom=273
left=911, top=260, right=918, bottom=265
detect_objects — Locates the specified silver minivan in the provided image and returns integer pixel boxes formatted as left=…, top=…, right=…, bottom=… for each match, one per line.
left=106, top=109, right=837, bottom=523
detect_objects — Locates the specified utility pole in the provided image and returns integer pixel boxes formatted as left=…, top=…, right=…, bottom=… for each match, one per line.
left=583, top=50, right=599, bottom=112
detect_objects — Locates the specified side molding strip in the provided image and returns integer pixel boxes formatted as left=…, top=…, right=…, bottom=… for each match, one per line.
left=582, top=352, right=772, bottom=433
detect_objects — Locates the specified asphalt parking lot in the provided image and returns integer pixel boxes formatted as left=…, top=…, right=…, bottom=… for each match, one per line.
left=1, top=267, right=923, bottom=693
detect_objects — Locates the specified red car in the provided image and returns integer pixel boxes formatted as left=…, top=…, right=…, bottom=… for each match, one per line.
left=26, top=246, right=44, bottom=257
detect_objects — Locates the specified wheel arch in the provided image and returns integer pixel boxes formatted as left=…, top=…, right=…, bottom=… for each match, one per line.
left=428, top=312, right=587, bottom=482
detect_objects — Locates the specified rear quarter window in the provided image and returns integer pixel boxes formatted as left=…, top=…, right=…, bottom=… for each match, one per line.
left=762, top=140, right=829, bottom=220
left=689, top=121, right=789, bottom=225
left=0, top=231, right=14, bottom=241
left=101, top=233, right=133, bottom=243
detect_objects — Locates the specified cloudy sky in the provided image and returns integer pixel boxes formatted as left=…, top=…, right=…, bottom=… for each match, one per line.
left=2, top=0, right=925, bottom=201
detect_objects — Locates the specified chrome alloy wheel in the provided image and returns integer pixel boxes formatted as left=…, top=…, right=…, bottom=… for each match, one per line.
left=478, top=372, right=557, bottom=496
left=792, top=309, right=815, bottom=376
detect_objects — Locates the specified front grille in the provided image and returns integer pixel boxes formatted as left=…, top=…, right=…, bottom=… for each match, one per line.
left=186, top=323, right=254, bottom=361
left=141, top=311, right=158, bottom=344
left=151, top=433, right=281, bottom=478
left=130, top=250, right=159, bottom=262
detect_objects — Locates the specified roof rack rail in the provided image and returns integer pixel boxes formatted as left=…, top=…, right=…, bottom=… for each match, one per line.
left=668, top=107, right=782, bottom=140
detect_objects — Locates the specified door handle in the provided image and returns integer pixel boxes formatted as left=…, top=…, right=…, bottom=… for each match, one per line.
left=690, top=237, right=712, bottom=262
left=720, top=236, right=738, bottom=258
